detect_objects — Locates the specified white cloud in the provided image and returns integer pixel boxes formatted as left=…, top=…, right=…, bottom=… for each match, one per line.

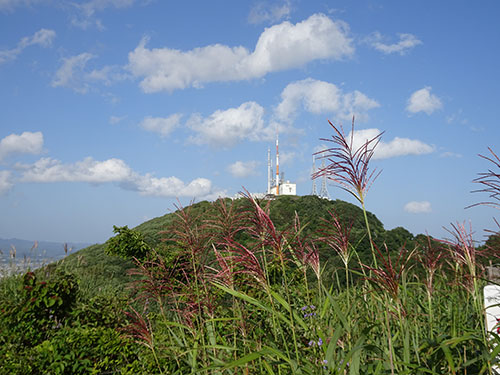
left=348, top=128, right=434, bottom=160
left=0, top=170, right=13, bottom=194
left=20, top=28, right=56, bottom=48
left=0, top=0, right=43, bottom=11
left=406, top=87, right=442, bottom=115
left=16, top=156, right=217, bottom=198
left=79, top=0, right=136, bottom=16
left=109, top=115, right=126, bottom=124
left=139, top=114, right=182, bottom=137
left=275, top=78, right=379, bottom=122
left=71, top=0, right=137, bottom=29
left=18, top=157, right=133, bottom=183
left=127, top=13, right=354, bottom=92
left=187, top=101, right=274, bottom=147
left=440, top=151, right=462, bottom=158
left=227, top=160, right=260, bottom=178
left=86, top=65, right=127, bottom=85
left=248, top=0, right=291, bottom=24
left=0, top=0, right=138, bottom=29
left=279, top=150, right=296, bottom=166
left=51, top=53, right=95, bottom=93
left=404, top=201, right=432, bottom=214
left=51, top=53, right=124, bottom=93
left=369, top=32, right=422, bottom=55
left=0, top=28, right=55, bottom=64
left=130, top=174, right=215, bottom=198
left=0, top=131, right=44, bottom=161
left=446, top=109, right=468, bottom=125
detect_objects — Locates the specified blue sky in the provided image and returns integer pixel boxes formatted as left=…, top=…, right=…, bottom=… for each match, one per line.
left=1, top=0, right=499, bottom=244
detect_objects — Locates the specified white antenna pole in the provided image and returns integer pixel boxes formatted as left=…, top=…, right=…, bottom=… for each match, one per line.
left=267, top=147, right=271, bottom=194
left=275, top=133, right=279, bottom=195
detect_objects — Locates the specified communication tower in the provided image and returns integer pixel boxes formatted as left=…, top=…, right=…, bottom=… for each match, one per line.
left=267, top=133, right=296, bottom=196
left=311, top=155, right=318, bottom=195
left=318, top=158, right=330, bottom=199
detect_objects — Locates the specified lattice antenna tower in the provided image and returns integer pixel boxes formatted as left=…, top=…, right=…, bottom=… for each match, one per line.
left=319, top=158, right=330, bottom=199
left=311, top=155, right=317, bottom=195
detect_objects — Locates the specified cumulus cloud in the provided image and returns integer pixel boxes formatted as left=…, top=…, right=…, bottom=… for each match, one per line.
left=404, top=201, right=432, bottom=214
left=130, top=174, right=215, bottom=198
left=127, top=13, right=354, bottom=92
left=0, top=131, right=44, bottom=161
left=227, top=160, right=260, bottom=178
left=18, top=157, right=133, bottom=183
left=16, top=156, right=217, bottom=198
left=248, top=0, right=291, bottom=24
left=275, top=78, right=379, bottom=122
left=348, top=128, right=434, bottom=160
left=0, top=170, right=13, bottom=194
left=368, top=32, right=422, bottom=55
left=0, top=28, right=55, bottom=64
left=406, top=87, right=442, bottom=115
left=187, top=101, right=275, bottom=147
left=139, top=114, right=182, bottom=137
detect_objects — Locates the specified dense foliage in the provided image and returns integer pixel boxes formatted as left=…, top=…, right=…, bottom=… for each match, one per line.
left=0, top=267, right=142, bottom=374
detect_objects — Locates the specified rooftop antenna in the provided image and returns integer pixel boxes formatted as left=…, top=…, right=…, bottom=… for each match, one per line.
left=311, top=155, right=317, bottom=195
left=319, top=158, right=330, bottom=199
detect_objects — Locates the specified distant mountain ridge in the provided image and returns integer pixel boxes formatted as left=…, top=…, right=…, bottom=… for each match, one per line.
left=0, top=238, right=92, bottom=260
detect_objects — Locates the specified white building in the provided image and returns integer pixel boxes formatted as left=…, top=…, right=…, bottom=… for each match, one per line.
left=278, top=181, right=296, bottom=195
left=267, top=136, right=296, bottom=196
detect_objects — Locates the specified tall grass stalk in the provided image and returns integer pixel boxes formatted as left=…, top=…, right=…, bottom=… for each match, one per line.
left=313, top=117, right=382, bottom=268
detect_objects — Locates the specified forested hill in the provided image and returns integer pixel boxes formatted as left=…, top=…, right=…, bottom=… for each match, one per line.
left=134, top=194, right=417, bottom=255
left=58, top=194, right=419, bottom=293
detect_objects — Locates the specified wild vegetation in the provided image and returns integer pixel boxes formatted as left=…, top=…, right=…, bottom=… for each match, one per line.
left=1, top=120, right=500, bottom=374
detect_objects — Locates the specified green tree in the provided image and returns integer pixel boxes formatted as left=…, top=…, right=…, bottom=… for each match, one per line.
left=105, top=225, right=151, bottom=260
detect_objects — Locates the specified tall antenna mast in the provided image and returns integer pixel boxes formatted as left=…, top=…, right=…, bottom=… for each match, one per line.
left=311, top=155, right=317, bottom=195
left=267, top=147, right=271, bottom=194
left=319, top=158, right=330, bottom=199
left=275, top=132, right=280, bottom=195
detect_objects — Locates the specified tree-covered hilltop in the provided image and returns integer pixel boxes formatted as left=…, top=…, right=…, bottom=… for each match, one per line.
left=54, top=194, right=418, bottom=298
left=133, top=194, right=415, bottom=256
